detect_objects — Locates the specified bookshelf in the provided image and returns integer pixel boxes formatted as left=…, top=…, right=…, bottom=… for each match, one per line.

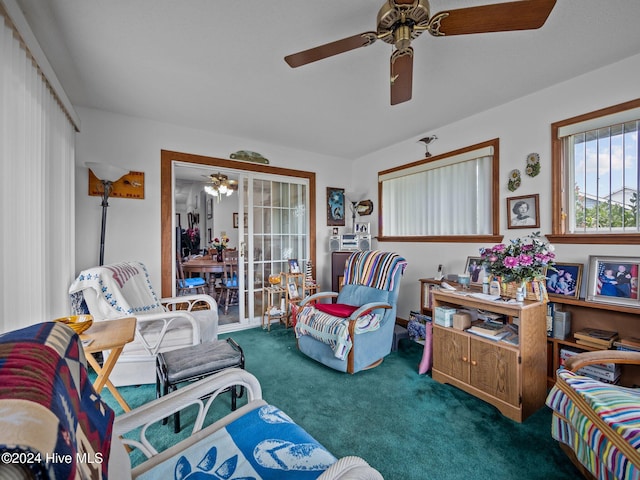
left=547, top=297, right=640, bottom=387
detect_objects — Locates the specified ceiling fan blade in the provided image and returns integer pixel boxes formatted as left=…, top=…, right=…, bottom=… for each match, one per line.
left=285, top=32, right=377, bottom=68
left=390, top=48, right=413, bottom=106
left=430, top=0, right=556, bottom=36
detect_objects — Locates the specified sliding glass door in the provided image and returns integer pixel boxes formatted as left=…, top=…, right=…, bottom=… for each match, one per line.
left=242, top=175, right=310, bottom=325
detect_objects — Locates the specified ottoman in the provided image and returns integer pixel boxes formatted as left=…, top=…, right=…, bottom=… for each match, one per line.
left=156, top=337, right=244, bottom=432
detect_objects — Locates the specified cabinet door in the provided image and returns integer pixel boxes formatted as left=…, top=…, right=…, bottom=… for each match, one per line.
left=433, top=327, right=469, bottom=383
left=469, top=338, right=519, bottom=406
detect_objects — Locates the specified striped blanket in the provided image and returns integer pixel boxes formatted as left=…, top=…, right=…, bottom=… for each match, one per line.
left=295, top=306, right=380, bottom=360
left=0, top=322, right=115, bottom=479
left=343, top=251, right=407, bottom=290
left=546, top=369, right=640, bottom=480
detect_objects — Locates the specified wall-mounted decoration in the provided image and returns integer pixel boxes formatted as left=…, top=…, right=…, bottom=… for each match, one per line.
left=547, top=262, right=582, bottom=299
left=507, top=194, right=539, bottom=229
left=355, top=199, right=374, bottom=216
left=326, top=187, right=346, bottom=226
left=89, top=170, right=145, bottom=199
left=229, top=150, right=269, bottom=164
left=507, top=169, right=521, bottom=192
left=526, top=153, right=540, bottom=177
left=586, top=256, right=640, bottom=308
left=207, top=197, right=213, bottom=219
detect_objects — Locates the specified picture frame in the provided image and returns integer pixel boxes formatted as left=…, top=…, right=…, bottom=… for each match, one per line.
left=586, top=255, right=640, bottom=308
left=288, top=258, right=301, bottom=274
left=546, top=262, right=583, bottom=299
left=507, top=194, right=540, bottom=229
left=287, top=283, right=300, bottom=300
left=355, top=222, right=370, bottom=234
left=233, top=212, right=239, bottom=228
left=326, top=187, right=346, bottom=226
left=207, top=198, right=213, bottom=219
left=464, top=256, right=488, bottom=286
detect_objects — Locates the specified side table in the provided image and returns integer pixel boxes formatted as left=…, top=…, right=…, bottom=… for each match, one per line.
left=80, top=317, right=136, bottom=412
left=263, top=285, right=288, bottom=330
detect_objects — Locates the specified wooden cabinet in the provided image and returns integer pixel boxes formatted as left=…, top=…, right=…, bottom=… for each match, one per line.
left=331, top=251, right=353, bottom=292
left=431, top=290, right=547, bottom=423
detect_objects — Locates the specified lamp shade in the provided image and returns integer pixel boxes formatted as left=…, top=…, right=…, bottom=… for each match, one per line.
left=86, top=162, right=129, bottom=182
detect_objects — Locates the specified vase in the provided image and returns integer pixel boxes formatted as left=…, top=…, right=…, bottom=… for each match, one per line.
left=500, top=279, right=547, bottom=301
left=216, top=250, right=223, bottom=262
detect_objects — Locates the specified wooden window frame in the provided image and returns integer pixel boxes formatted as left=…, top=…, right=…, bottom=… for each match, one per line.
left=377, top=138, right=502, bottom=243
left=548, top=98, right=640, bottom=245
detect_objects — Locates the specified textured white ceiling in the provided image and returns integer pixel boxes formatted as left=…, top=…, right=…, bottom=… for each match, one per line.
left=15, top=0, right=640, bottom=159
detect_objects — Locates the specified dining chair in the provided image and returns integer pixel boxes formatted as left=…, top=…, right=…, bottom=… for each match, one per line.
left=219, top=249, right=240, bottom=314
left=176, top=252, right=207, bottom=295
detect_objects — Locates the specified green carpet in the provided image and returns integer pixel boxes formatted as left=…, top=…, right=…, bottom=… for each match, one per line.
left=100, top=326, right=582, bottom=479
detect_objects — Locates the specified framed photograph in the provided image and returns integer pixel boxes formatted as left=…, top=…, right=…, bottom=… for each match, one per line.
left=465, top=256, right=488, bottom=286
left=233, top=212, right=239, bottom=228
left=327, top=187, right=346, bottom=226
left=507, top=194, right=540, bottom=229
left=332, top=227, right=339, bottom=235
left=288, top=258, right=301, bottom=274
left=355, top=222, right=370, bottom=234
left=207, top=197, right=213, bottom=219
left=586, top=255, right=640, bottom=308
left=546, top=263, right=583, bottom=299
left=287, top=283, right=300, bottom=300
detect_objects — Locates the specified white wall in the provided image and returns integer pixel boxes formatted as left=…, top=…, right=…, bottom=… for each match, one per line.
left=74, top=107, right=347, bottom=292
left=75, top=54, right=640, bottom=322
left=352, top=53, right=640, bottom=320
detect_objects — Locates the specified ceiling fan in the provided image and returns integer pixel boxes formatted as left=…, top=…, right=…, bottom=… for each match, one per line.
left=203, top=172, right=238, bottom=199
left=284, top=0, right=557, bottom=105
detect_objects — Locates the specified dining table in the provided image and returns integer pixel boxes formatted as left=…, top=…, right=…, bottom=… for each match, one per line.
left=182, top=256, right=225, bottom=296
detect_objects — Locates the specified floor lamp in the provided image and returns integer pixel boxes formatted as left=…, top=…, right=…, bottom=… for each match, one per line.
left=86, top=162, right=129, bottom=266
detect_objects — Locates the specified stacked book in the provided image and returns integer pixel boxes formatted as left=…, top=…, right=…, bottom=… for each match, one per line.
left=613, top=337, right=640, bottom=352
left=467, top=320, right=510, bottom=341
left=560, top=348, right=621, bottom=384
left=573, top=328, right=618, bottom=349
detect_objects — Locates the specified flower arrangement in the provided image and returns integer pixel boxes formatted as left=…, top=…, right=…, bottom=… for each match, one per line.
left=211, top=235, right=230, bottom=252
left=479, top=232, right=556, bottom=283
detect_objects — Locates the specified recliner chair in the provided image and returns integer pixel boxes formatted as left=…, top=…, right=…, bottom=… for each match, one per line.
left=69, top=261, right=218, bottom=386
left=294, top=250, right=407, bottom=374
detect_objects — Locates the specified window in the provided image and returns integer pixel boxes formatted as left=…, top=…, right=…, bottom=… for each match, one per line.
left=551, top=99, right=640, bottom=244
left=378, top=139, right=501, bottom=242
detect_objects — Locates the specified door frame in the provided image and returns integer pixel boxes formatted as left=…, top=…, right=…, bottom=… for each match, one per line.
left=160, top=149, right=317, bottom=298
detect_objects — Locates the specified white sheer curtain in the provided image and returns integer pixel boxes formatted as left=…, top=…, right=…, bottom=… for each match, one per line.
left=0, top=6, right=76, bottom=332
left=382, top=155, right=493, bottom=236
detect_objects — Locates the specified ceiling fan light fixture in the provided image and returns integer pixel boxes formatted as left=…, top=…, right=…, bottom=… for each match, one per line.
left=205, top=172, right=237, bottom=201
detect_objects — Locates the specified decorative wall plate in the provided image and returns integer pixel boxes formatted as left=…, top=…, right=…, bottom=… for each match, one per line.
left=508, top=169, right=521, bottom=192
left=526, top=153, right=540, bottom=177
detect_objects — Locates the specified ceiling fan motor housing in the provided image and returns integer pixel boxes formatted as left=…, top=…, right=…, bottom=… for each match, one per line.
left=377, top=0, right=430, bottom=50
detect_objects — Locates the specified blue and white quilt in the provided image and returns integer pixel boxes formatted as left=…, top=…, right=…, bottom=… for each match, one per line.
left=137, top=405, right=337, bottom=480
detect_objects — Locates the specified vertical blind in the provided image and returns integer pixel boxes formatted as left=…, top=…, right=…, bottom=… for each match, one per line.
left=0, top=7, right=76, bottom=332
left=380, top=150, right=493, bottom=236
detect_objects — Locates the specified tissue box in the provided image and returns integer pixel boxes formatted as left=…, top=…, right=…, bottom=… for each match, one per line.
left=452, top=312, right=472, bottom=330
left=434, top=306, right=457, bottom=327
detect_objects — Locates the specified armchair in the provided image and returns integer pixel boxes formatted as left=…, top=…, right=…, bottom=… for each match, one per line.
left=68, top=261, right=218, bottom=386
left=0, top=322, right=383, bottom=480
left=295, top=250, right=407, bottom=373
left=545, top=350, right=640, bottom=480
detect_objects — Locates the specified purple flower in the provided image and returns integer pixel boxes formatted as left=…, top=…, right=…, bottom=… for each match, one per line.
left=503, top=256, right=519, bottom=268
left=518, top=254, right=533, bottom=266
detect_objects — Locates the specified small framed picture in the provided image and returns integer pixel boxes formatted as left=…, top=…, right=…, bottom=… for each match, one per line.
left=546, top=263, right=583, bottom=299
left=233, top=212, right=239, bottom=228
left=507, top=194, right=540, bottom=229
left=586, top=256, right=640, bottom=308
left=465, top=256, right=488, bottom=286
left=288, top=259, right=301, bottom=274
left=332, top=227, right=339, bottom=235
left=355, top=222, right=370, bottom=234
left=287, top=283, right=300, bottom=299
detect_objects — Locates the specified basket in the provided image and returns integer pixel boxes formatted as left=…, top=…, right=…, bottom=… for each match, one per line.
left=500, top=279, right=548, bottom=302
left=54, top=315, right=93, bottom=334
